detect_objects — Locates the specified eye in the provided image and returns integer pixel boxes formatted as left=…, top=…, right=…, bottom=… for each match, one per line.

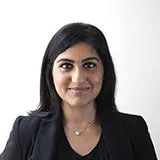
left=59, top=63, right=73, bottom=70
left=83, top=62, right=96, bottom=70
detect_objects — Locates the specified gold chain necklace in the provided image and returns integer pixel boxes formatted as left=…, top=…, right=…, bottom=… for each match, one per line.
left=65, top=119, right=96, bottom=136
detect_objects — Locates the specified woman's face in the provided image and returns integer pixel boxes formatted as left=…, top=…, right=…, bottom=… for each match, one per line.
left=52, top=42, right=104, bottom=107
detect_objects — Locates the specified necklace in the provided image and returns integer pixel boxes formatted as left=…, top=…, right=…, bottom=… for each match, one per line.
left=65, top=119, right=96, bottom=136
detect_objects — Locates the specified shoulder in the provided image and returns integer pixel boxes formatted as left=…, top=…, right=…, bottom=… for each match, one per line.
left=12, top=115, right=42, bottom=147
left=14, top=112, right=58, bottom=139
left=14, top=111, right=54, bottom=130
left=116, top=112, right=148, bottom=133
left=117, top=112, right=145, bottom=121
left=0, top=115, right=43, bottom=160
left=14, top=115, right=42, bottom=133
left=114, top=113, right=157, bottom=159
left=117, top=112, right=146, bottom=123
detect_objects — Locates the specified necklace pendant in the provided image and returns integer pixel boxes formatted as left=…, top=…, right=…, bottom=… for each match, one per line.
left=75, top=131, right=80, bottom=136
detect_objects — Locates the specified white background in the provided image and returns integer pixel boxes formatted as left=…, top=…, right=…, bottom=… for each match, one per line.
left=0, top=0, right=159, bottom=158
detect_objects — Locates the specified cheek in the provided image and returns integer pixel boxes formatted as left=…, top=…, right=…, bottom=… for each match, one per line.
left=93, top=70, right=104, bottom=93
left=53, top=72, right=69, bottom=94
left=53, top=78, right=65, bottom=100
left=95, top=70, right=103, bottom=84
left=52, top=71, right=62, bottom=92
left=53, top=76, right=63, bottom=89
left=96, top=73, right=103, bottom=82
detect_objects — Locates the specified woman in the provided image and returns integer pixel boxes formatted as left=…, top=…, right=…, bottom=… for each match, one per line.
left=0, top=23, right=157, bottom=160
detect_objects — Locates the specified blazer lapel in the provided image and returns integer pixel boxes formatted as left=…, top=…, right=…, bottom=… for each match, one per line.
left=100, top=111, right=135, bottom=160
left=31, top=112, right=61, bottom=160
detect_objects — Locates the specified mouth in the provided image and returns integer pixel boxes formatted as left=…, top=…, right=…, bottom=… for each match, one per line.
left=68, top=87, right=90, bottom=92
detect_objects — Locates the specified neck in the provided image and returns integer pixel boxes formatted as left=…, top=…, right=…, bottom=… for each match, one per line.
left=62, top=102, right=97, bottom=127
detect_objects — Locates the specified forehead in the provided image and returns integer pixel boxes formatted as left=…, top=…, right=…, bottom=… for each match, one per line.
left=55, top=42, right=100, bottom=61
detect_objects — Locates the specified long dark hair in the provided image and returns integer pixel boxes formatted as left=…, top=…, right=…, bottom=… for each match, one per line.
left=33, top=22, right=117, bottom=116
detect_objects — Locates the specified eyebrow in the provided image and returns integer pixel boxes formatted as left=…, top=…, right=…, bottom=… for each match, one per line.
left=56, top=57, right=100, bottom=63
left=57, top=58, right=74, bottom=63
left=81, top=57, right=100, bottom=62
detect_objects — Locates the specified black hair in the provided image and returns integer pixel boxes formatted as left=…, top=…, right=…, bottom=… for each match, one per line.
left=32, top=22, right=117, bottom=116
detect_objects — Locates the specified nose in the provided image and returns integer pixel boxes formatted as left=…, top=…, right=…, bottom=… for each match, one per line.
left=72, top=67, right=86, bottom=84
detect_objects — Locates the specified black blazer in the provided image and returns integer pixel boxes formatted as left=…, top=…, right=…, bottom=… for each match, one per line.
left=0, top=111, right=157, bottom=160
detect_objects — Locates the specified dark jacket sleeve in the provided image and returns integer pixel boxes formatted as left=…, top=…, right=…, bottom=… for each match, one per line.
left=0, top=116, right=41, bottom=160
left=0, top=116, right=24, bottom=160
left=121, top=114, right=158, bottom=160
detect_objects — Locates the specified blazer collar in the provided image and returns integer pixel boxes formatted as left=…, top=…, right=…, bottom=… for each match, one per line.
left=99, top=111, right=135, bottom=160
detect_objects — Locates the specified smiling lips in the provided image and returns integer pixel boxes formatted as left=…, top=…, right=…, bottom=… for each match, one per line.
left=68, top=87, right=90, bottom=92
